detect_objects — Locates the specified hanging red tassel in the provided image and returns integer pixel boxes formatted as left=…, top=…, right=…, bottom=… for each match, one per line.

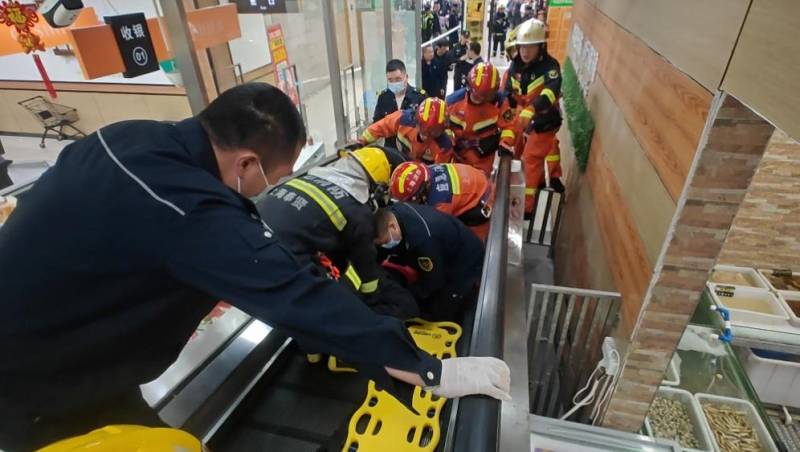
left=2, top=1, right=56, bottom=98
left=32, top=53, right=56, bottom=99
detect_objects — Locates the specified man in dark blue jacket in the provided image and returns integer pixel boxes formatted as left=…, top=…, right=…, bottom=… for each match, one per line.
left=375, top=203, right=485, bottom=321
left=0, top=84, right=509, bottom=450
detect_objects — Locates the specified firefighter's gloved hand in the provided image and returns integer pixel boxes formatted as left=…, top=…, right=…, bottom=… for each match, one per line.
left=429, top=357, right=511, bottom=401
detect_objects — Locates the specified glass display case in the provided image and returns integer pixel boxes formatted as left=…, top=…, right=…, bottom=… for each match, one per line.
left=643, top=287, right=800, bottom=452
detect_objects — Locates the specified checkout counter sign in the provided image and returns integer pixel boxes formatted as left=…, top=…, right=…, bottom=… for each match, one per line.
left=105, top=13, right=159, bottom=78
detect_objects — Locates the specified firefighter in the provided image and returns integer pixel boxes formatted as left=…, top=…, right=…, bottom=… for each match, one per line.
left=375, top=203, right=484, bottom=321
left=446, top=62, right=516, bottom=175
left=503, top=18, right=563, bottom=215
left=256, top=146, right=419, bottom=320
left=359, top=97, right=455, bottom=164
left=389, top=161, right=493, bottom=241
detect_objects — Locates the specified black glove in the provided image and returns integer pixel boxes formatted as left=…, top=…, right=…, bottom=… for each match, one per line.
left=477, top=134, right=500, bottom=156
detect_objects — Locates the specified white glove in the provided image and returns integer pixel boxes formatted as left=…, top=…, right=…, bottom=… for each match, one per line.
left=429, top=357, right=511, bottom=401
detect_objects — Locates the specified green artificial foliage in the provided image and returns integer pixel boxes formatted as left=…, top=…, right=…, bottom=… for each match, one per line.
left=561, top=57, right=594, bottom=171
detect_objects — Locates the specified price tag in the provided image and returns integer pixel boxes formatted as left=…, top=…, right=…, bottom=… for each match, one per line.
left=715, top=285, right=735, bottom=298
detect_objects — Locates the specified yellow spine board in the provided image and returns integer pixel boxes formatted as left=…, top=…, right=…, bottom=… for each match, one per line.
left=343, top=319, right=462, bottom=452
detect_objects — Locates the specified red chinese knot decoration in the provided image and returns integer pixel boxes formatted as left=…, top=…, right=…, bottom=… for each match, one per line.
left=1, top=1, right=56, bottom=97
left=1, top=1, right=43, bottom=52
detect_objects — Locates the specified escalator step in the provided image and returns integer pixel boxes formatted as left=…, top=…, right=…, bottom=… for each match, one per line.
left=249, top=386, right=361, bottom=437
left=221, top=427, right=320, bottom=452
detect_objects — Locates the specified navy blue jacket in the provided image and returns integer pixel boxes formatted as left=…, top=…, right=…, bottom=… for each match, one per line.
left=389, top=203, right=484, bottom=300
left=0, top=119, right=440, bottom=422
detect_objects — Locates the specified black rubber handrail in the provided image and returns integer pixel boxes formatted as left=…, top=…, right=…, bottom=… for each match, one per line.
left=445, top=154, right=512, bottom=452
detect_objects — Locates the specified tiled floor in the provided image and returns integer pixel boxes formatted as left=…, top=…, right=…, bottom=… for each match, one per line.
left=1, top=134, right=71, bottom=188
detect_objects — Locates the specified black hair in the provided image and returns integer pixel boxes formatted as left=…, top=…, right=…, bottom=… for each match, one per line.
left=375, top=207, right=395, bottom=234
left=469, top=41, right=481, bottom=55
left=435, top=38, right=450, bottom=49
left=198, top=83, right=305, bottom=165
left=386, top=59, right=407, bottom=74
left=460, top=30, right=470, bottom=38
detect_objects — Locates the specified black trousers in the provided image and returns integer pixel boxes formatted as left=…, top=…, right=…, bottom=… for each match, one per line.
left=0, top=390, right=165, bottom=451
left=492, top=33, right=506, bottom=55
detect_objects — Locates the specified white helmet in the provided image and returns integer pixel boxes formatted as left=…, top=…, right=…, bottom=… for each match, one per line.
left=515, top=18, right=546, bottom=46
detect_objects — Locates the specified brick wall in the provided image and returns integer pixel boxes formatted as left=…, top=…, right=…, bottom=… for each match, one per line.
left=718, top=129, right=800, bottom=269
left=601, top=94, right=775, bottom=432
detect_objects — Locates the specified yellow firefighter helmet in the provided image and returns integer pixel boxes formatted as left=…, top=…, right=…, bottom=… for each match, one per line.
left=515, top=18, right=546, bottom=45
left=349, top=146, right=391, bottom=185
left=37, top=425, right=203, bottom=452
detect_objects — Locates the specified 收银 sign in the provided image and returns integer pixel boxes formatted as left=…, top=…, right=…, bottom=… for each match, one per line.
left=104, top=13, right=159, bottom=78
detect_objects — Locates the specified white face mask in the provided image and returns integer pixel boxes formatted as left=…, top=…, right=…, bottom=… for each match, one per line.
left=388, top=80, right=406, bottom=95
left=381, top=228, right=401, bottom=249
left=237, top=161, right=273, bottom=201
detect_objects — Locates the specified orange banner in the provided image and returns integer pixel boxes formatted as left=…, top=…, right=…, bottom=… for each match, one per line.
left=68, top=4, right=240, bottom=80
left=0, top=7, right=99, bottom=56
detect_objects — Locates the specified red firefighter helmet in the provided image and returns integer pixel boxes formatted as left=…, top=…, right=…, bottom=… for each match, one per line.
left=467, top=62, right=500, bottom=103
left=416, top=97, right=448, bottom=138
left=390, top=161, right=431, bottom=201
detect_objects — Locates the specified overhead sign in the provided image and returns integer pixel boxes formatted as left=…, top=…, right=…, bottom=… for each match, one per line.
left=104, top=13, right=158, bottom=78
left=235, top=0, right=286, bottom=14
left=267, top=24, right=299, bottom=106
left=68, top=5, right=240, bottom=80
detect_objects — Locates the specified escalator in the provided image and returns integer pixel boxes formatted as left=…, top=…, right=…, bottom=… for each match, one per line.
left=134, top=156, right=508, bottom=452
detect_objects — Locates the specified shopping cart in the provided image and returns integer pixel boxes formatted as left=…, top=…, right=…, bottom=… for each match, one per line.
left=18, top=96, right=86, bottom=148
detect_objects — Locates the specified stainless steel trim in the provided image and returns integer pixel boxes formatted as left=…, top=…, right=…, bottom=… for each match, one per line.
left=383, top=0, right=393, bottom=60
left=201, top=337, right=293, bottom=442
left=158, top=0, right=208, bottom=114
left=499, top=158, right=530, bottom=452
left=322, top=0, right=348, bottom=147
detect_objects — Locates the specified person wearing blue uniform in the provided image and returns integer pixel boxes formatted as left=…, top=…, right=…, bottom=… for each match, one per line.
left=375, top=203, right=485, bottom=321
left=0, top=84, right=509, bottom=451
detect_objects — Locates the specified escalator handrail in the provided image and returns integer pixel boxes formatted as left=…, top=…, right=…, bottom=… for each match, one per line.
left=447, top=155, right=512, bottom=452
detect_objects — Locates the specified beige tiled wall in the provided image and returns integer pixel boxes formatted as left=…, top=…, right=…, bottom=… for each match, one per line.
left=0, top=89, right=192, bottom=135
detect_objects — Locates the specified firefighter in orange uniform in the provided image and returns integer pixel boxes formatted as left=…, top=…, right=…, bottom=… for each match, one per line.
left=360, top=98, right=456, bottom=164
left=446, top=62, right=516, bottom=176
left=503, top=18, right=563, bottom=215
left=389, top=161, right=493, bottom=241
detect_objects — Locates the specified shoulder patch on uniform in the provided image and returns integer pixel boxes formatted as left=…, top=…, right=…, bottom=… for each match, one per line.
left=548, top=69, right=559, bottom=79
left=502, top=108, right=515, bottom=121
left=419, top=88, right=427, bottom=95
left=399, top=109, right=417, bottom=126
left=418, top=257, right=434, bottom=272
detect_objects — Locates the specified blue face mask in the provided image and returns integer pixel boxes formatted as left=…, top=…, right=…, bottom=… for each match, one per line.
left=382, top=228, right=401, bottom=249
left=388, top=81, right=406, bottom=94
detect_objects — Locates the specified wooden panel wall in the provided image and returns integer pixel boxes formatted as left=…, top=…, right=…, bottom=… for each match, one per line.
left=721, top=0, right=800, bottom=142
left=0, top=88, right=191, bottom=136
left=587, top=81, right=677, bottom=264
left=589, top=0, right=750, bottom=91
left=719, top=129, right=800, bottom=268
left=554, top=130, right=617, bottom=294
left=557, top=0, right=714, bottom=334
left=573, top=0, right=712, bottom=202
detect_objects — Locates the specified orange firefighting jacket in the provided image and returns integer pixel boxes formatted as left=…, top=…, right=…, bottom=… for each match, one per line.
left=360, top=110, right=456, bottom=164
left=423, top=163, right=492, bottom=219
left=445, top=88, right=517, bottom=171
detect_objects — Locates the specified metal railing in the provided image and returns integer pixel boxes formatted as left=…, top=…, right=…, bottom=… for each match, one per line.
left=444, top=154, right=512, bottom=452
left=525, top=184, right=566, bottom=256
left=421, top=25, right=461, bottom=48
left=527, top=284, right=621, bottom=421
